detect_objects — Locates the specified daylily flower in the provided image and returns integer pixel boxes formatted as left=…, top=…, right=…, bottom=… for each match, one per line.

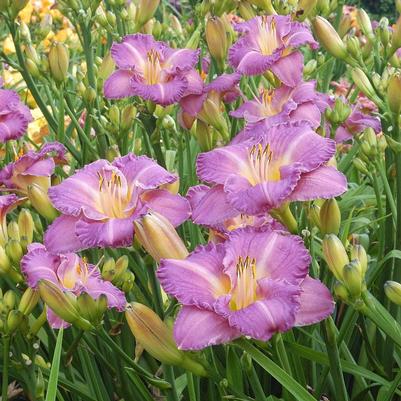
left=197, top=121, right=347, bottom=216
left=0, top=87, right=33, bottom=142
left=179, top=73, right=241, bottom=136
left=0, top=142, right=66, bottom=195
left=158, top=226, right=334, bottom=349
left=21, top=243, right=126, bottom=328
left=104, top=34, right=202, bottom=106
left=230, top=80, right=324, bottom=142
left=0, top=194, right=24, bottom=246
left=44, top=153, right=190, bottom=253
left=335, top=104, right=381, bottom=142
left=228, top=15, right=318, bottom=86
left=187, top=184, right=281, bottom=242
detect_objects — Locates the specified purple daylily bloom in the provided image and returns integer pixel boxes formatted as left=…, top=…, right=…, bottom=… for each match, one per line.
left=197, top=121, right=347, bottom=215
left=0, top=142, right=67, bottom=195
left=0, top=88, right=33, bottom=142
left=0, top=194, right=24, bottom=245
left=21, top=243, right=126, bottom=328
left=180, top=72, right=242, bottom=121
left=335, top=104, right=381, bottom=142
left=187, top=184, right=282, bottom=242
left=228, top=15, right=318, bottom=86
left=104, top=34, right=202, bottom=106
left=44, top=153, right=190, bottom=253
left=158, top=226, right=334, bottom=349
left=230, top=80, right=323, bottom=143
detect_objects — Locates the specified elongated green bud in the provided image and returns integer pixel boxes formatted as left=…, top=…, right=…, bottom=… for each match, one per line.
left=18, top=209, right=34, bottom=246
left=320, top=198, right=341, bottom=235
left=322, top=234, right=349, bottom=281
left=343, top=260, right=363, bottom=297
left=7, top=221, right=20, bottom=241
left=5, top=239, right=23, bottom=265
left=38, top=280, right=92, bottom=330
left=27, top=184, right=58, bottom=221
left=206, top=17, right=227, bottom=67
left=385, top=281, right=401, bottom=305
left=350, top=244, right=368, bottom=276
left=351, top=68, right=380, bottom=103
left=135, top=0, right=160, bottom=29
left=133, top=211, right=188, bottom=262
left=312, top=16, right=348, bottom=60
left=11, top=0, right=29, bottom=18
left=0, top=245, right=11, bottom=274
left=6, top=310, right=23, bottom=334
left=356, top=9, right=374, bottom=41
left=238, top=1, right=256, bottom=20
left=387, top=74, right=401, bottom=114
left=334, top=281, right=349, bottom=302
left=18, top=288, right=40, bottom=315
left=48, top=42, right=69, bottom=83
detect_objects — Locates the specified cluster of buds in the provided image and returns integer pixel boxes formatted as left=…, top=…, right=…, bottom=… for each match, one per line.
left=385, top=281, right=401, bottom=306
left=107, top=105, right=137, bottom=137
left=125, top=302, right=208, bottom=376
left=323, top=234, right=368, bottom=302
left=102, top=255, right=135, bottom=292
left=0, top=209, right=36, bottom=283
left=0, top=288, right=39, bottom=336
left=134, top=212, right=188, bottom=263
left=325, top=98, right=351, bottom=127
left=307, top=198, right=341, bottom=236
left=353, top=129, right=387, bottom=175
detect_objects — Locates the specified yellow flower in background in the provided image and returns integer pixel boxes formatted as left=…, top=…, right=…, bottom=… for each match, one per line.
left=28, top=108, right=49, bottom=144
left=3, top=36, right=16, bottom=55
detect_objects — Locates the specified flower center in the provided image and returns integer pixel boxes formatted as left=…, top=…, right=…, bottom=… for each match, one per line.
left=96, top=169, right=131, bottom=218
left=260, top=89, right=279, bottom=116
left=143, top=49, right=162, bottom=85
left=230, top=256, right=259, bottom=310
left=257, top=17, right=280, bottom=56
left=244, top=143, right=281, bottom=186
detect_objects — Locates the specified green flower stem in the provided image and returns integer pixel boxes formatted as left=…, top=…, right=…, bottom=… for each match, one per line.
left=236, top=339, right=317, bottom=401
left=1, top=335, right=10, bottom=401
left=321, top=318, right=349, bottom=401
left=186, top=372, right=198, bottom=401
left=7, top=21, right=58, bottom=133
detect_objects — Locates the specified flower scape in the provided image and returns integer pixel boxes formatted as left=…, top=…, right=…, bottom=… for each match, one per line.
left=0, top=1, right=400, bottom=400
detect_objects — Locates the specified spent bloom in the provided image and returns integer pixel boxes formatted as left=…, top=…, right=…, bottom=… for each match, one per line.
left=228, top=15, right=318, bottom=86
left=0, top=87, right=33, bottom=142
left=197, top=122, right=347, bottom=215
left=104, top=34, right=202, bottom=106
left=44, top=153, right=190, bottom=253
left=158, top=226, right=334, bottom=349
left=0, top=142, right=67, bottom=194
left=21, top=243, right=126, bottom=328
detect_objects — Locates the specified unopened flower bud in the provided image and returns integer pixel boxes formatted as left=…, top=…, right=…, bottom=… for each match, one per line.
left=135, top=0, right=160, bottom=29
left=200, top=98, right=228, bottom=140
left=350, top=244, right=368, bottom=276
left=48, top=42, right=69, bottom=83
left=296, top=0, right=317, bottom=21
left=99, top=52, right=115, bottom=80
left=6, top=310, right=23, bottom=334
left=248, top=0, right=276, bottom=13
left=385, top=281, right=401, bottom=305
left=308, top=204, right=321, bottom=228
left=312, top=16, right=348, bottom=60
left=0, top=246, right=11, bottom=274
left=5, top=239, right=23, bottom=265
left=304, top=59, right=317, bottom=76
left=3, top=290, right=16, bottom=310
left=38, top=280, right=92, bottom=330
left=352, top=158, right=369, bottom=174
left=346, top=37, right=360, bottom=60
left=121, top=271, right=135, bottom=292
left=320, top=198, right=341, bottom=235
left=238, top=2, right=256, bottom=20
left=387, top=74, right=401, bottom=114
left=18, top=288, right=40, bottom=315
left=322, top=234, right=349, bottom=281
left=334, top=281, right=349, bottom=301
left=356, top=9, right=374, bottom=42
left=338, top=14, right=352, bottom=38
left=186, top=26, right=201, bottom=49
left=18, top=209, right=34, bottom=246
left=206, top=17, right=228, bottom=68
left=8, top=221, right=20, bottom=241
left=351, top=68, right=379, bottom=103
left=102, top=257, right=116, bottom=281
left=27, top=184, right=58, bottom=221
left=134, top=212, right=188, bottom=262
left=0, top=0, right=10, bottom=12
left=121, top=105, right=136, bottom=131
left=114, top=255, right=129, bottom=281
left=343, top=260, right=363, bottom=297
left=392, top=16, right=401, bottom=54
left=77, top=292, right=105, bottom=325
left=162, top=115, right=176, bottom=131
left=19, top=22, right=31, bottom=42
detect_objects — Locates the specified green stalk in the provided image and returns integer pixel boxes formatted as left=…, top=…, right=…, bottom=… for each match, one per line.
left=236, top=339, right=317, bottom=401
left=186, top=373, right=197, bottom=401
left=321, top=319, right=349, bottom=401
left=1, top=335, right=10, bottom=401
